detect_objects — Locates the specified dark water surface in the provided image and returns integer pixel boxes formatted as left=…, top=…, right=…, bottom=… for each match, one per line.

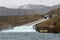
left=0, top=32, right=60, bottom=40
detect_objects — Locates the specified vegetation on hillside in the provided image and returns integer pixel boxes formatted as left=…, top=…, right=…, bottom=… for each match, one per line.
left=0, top=15, right=42, bottom=30
left=35, top=8, right=60, bottom=33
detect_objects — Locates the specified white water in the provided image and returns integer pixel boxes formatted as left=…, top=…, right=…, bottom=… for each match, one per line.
left=1, top=18, right=49, bottom=32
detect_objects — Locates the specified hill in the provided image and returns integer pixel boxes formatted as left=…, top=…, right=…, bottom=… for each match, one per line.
left=0, top=15, right=42, bottom=30
left=35, top=8, right=60, bottom=33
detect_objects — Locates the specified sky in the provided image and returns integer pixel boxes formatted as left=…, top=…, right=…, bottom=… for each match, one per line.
left=0, top=0, right=60, bottom=8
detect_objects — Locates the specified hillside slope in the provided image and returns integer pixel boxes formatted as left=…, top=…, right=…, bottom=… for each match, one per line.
left=0, top=15, right=42, bottom=30
left=35, top=8, right=60, bottom=33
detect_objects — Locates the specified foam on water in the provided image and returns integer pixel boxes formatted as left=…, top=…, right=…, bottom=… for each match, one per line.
left=1, top=25, right=36, bottom=32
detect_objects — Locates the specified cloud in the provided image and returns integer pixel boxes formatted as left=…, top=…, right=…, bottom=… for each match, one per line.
left=0, top=0, right=60, bottom=8
left=39, top=0, right=60, bottom=6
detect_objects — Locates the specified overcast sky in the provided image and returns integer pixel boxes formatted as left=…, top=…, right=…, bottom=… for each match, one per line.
left=0, top=0, right=60, bottom=8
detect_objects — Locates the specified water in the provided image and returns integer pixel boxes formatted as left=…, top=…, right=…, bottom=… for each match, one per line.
left=0, top=18, right=56, bottom=40
left=1, top=18, right=48, bottom=32
left=0, top=32, right=60, bottom=40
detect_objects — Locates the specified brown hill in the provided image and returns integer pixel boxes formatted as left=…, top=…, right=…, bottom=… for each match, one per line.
left=35, top=8, right=60, bottom=33
left=0, top=15, right=42, bottom=30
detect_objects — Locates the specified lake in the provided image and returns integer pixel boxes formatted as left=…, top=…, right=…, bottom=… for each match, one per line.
left=0, top=32, right=60, bottom=40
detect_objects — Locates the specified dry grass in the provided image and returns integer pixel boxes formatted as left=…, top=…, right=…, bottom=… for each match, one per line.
left=0, top=15, right=42, bottom=30
left=35, top=15, right=60, bottom=33
left=35, top=19, right=54, bottom=27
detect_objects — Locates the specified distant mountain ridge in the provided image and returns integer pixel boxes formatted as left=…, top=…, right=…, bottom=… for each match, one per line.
left=19, top=4, right=60, bottom=14
left=19, top=4, right=50, bottom=9
left=0, top=4, right=60, bottom=16
left=19, top=4, right=51, bottom=14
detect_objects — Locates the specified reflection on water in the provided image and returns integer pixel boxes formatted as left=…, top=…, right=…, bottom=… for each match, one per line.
left=0, top=32, right=60, bottom=40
